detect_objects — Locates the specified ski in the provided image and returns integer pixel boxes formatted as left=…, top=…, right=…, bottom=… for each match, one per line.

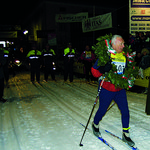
left=63, top=82, right=74, bottom=87
left=105, top=130, right=139, bottom=150
left=80, top=123, right=116, bottom=150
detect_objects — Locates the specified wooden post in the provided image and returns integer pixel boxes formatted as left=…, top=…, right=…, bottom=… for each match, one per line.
left=145, top=77, right=150, bottom=115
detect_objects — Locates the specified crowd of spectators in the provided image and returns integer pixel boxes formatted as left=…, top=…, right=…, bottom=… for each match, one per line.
left=128, top=32, right=150, bottom=94
left=128, top=32, right=150, bottom=68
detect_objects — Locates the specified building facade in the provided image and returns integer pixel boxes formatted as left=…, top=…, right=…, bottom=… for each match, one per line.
left=23, top=1, right=117, bottom=55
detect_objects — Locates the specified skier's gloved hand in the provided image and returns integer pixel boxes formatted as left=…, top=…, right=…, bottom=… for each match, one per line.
left=98, top=60, right=112, bottom=74
left=98, top=66, right=105, bottom=74
left=104, top=60, right=112, bottom=72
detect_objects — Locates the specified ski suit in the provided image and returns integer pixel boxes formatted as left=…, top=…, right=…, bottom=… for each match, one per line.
left=91, top=52, right=130, bottom=133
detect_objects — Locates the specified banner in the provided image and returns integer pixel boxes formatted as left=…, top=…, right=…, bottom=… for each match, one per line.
left=0, top=31, right=17, bottom=38
left=129, top=0, right=150, bottom=34
left=135, top=67, right=150, bottom=88
left=48, top=33, right=57, bottom=46
left=55, top=12, right=88, bottom=23
left=82, top=13, right=112, bottom=33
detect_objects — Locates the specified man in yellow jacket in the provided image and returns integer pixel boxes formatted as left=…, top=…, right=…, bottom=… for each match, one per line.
left=26, top=45, right=42, bottom=83
left=42, top=44, right=56, bottom=82
left=64, top=43, right=75, bottom=83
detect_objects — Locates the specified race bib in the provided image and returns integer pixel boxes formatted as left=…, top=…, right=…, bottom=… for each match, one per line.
left=112, top=61, right=126, bottom=74
left=111, top=52, right=126, bottom=74
left=85, top=51, right=92, bottom=59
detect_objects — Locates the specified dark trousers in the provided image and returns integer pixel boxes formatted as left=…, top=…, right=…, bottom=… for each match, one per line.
left=94, top=88, right=130, bottom=132
left=3, top=65, right=9, bottom=83
left=44, top=66, right=55, bottom=81
left=84, top=61, right=93, bottom=81
left=0, top=78, right=4, bottom=99
left=64, top=61, right=73, bottom=82
left=30, top=66, right=40, bottom=82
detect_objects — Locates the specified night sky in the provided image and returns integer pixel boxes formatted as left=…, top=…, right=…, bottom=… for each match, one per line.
left=0, top=0, right=129, bottom=25
left=0, top=0, right=37, bottom=25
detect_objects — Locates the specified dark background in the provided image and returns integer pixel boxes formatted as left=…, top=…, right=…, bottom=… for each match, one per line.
left=0, top=0, right=129, bottom=25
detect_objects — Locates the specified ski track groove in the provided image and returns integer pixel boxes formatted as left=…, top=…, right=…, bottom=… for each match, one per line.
left=9, top=103, right=22, bottom=150
left=10, top=78, right=37, bottom=150
left=12, top=76, right=89, bottom=124
left=8, top=78, right=55, bottom=150
left=43, top=82, right=99, bottom=114
left=5, top=77, right=47, bottom=150
left=2, top=82, right=24, bottom=150
left=33, top=83, right=89, bottom=123
left=45, top=82, right=96, bottom=105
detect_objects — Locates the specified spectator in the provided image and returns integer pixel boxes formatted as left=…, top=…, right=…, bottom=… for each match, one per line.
left=128, top=34, right=135, bottom=49
left=135, top=52, right=142, bottom=66
left=139, top=48, right=150, bottom=70
left=42, top=44, right=56, bottom=82
left=0, top=49, right=7, bottom=103
left=139, top=48, right=150, bottom=94
left=64, top=43, right=75, bottom=83
left=80, top=45, right=95, bottom=82
left=26, top=44, right=42, bottom=83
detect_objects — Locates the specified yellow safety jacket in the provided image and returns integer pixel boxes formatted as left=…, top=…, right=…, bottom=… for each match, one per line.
left=42, top=49, right=56, bottom=57
left=64, top=47, right=75, bottom=57
left=0, top=48, right=9, bottom=58
left=26, top=50, right=42, bottom=59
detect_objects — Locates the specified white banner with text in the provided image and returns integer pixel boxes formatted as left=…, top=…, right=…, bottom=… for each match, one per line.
left=82, top=13, right=112, bottom=32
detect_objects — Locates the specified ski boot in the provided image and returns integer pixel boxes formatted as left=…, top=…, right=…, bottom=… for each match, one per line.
left=92, top=122, right=101, bottom=137
left=122, top=132, right=135, bottom=147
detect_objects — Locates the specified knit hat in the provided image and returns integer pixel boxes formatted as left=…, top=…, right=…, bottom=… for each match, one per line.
left=141, top=48, right=149, bottom=55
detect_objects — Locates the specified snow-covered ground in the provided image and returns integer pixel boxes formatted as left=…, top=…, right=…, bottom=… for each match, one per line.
left=0, top=72, right=150, bottom=150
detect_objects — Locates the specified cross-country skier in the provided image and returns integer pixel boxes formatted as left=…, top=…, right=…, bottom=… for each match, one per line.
left=91, top=35, right=135, bottom=147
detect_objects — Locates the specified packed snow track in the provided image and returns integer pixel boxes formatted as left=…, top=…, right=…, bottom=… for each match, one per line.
left=0, top=72, right=150, bottom=150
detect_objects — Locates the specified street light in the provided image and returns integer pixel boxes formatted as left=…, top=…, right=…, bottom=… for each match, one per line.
left=23, top=30, right=28, bottom=35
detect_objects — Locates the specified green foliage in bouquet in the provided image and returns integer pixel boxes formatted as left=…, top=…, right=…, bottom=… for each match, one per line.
left=92, top=34, right=112, bottom=66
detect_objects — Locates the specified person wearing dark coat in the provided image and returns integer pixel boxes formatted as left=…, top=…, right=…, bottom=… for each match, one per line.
left=0, top=49, right=7, bottom=103
left=139, top=48, right=150, bottom=70
left=26, top=44, right=42, bottom=83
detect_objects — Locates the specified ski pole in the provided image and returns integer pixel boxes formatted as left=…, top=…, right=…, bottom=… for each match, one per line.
left=79, top=78, right=105, bottom=146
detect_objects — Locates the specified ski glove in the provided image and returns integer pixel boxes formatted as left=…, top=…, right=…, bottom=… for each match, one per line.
left=98, top=60, right=112, bottom=74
